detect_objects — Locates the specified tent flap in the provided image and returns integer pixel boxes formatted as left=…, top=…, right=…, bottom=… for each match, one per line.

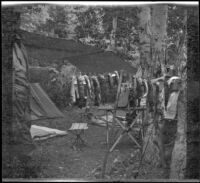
left=30, top=83, right=64, bottom=120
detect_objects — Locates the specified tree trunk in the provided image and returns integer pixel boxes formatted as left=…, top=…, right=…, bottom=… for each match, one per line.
left=169, top=7, right=200, bottom=179
left=141, top=5, right=168, bottom=170
left=138, top=6, right=151, bottom=78
left=151, top=5, right=168, bottom=77
left=169, top=87, right=187, bottom=179
left=169, top=10, right=187, bottom=179
left=185, top=7, right=200, bottom=179
left=137, top=5, right=161, bottom=168
left=110, top=16, right=118, bottom=51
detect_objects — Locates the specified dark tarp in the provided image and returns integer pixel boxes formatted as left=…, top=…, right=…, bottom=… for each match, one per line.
left=20, top=30, right=136, bottom=74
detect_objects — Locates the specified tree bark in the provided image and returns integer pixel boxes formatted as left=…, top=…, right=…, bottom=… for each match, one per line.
left=169, top=88, right=187, bottom=179
left=185, top=7, right=200, bottom=179
left=169, top=10, right=187, bottom=179
left=138, top=6, right=151, bottom=78
left=137, top=5, right=161, bottom=168
left=110, top=16, right=118, bottom=51
left=141, top=5, right=168, bottom=170
left=151, top=5, right=168, bottom=77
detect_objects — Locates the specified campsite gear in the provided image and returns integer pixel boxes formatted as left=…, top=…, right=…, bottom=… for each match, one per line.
left=98, top=105, right=116, bottom=146
left=30, top=125, right=67, bottom=141
left=168, top=77, right=182, bottom=92
left=167, top=76, right=181, bottom=86
left=163, top=77, right=181, bottom=119
left=84, top=75, right=92, bottom=99
left=21, top=30, right=136, bottom=74
left=91, top=76, right=101, bottom=106
left=102, top=70, right=145, bottom=152
left=77, top=75, right=85, bottom=99
left=90, top=111, right=114, bottom=128
left=109, top=107, right=145, bottom=152
left=164, top=91, right=180, bottom=120
left=112, top=73, right=119, bottom=86
left=89, top=75, right=95, bottom=100
left=142, top=79, right=148, bottom=98
left=136, top=78, right=143, bottom=99
left=117, top=82, right=131, bottom=108
left=69, top=123, right=88, bottom=151
left=138, top=79, right=148, bottom=108
left=12, top=34, right=36, bottom=155
left=108, top=73, right=114, bottom=89
left=98, top=74, right=107, bottom=104
left=69, top=107, right=89, bottom=150
left=105, top=73, right=112, bottom=102
left=70, top=75, right=79, bottom=103
left=101, top=71, right=146, bottom=178
left=30, top=83, right=64, bottom=120
left=112, top=71, right=144, bottom=152
left=114, top=71, right=119, bottom=80
left=76, top=75, right=87, bottom=108
left=129, top=88, right=137, bottom=108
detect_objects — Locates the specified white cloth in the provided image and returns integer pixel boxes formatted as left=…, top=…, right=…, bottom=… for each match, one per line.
left=84, top=75, right=92, bottom=98
left=167, top=76, right=181, bottom=86
left=143, top=79, right=148, bottom=98
left=78, top=75, right=86, bottom=85
left=70, top=75, right=79, bottom=103
left=164, top=91, right=180, bottom=120
left=114, top=71, right=119, bottom=80
left=30, top=125, right=67, bottom=141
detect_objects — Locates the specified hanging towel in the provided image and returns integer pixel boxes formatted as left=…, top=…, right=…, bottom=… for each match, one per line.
left=164, top=91, right=180, bottom=120
left=117, top=83, right=131, bottom=108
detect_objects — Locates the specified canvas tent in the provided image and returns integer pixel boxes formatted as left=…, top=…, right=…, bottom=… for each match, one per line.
left=30, top=83, right=64, bottom=120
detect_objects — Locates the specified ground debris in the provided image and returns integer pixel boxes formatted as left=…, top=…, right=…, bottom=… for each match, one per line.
left=90, top=165, right=102, bottom=179
left=106, top=150, right=143, bottom=179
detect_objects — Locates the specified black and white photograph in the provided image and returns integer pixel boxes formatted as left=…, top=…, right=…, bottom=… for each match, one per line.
left=2, top=1, right=199, bottom=182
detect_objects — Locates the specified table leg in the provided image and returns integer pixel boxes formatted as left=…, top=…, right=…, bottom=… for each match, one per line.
left=106, top=111, right=109, bottom=147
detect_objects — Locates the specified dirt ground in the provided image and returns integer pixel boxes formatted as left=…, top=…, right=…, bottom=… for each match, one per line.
left=31, top=106, right=165, bottom=180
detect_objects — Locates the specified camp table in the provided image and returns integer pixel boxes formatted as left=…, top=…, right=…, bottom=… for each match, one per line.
left=68, top=123, right=88, bottom=150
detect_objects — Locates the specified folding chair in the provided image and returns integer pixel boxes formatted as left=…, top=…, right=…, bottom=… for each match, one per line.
left=108, top=70, right=146, bottom=152
left=109, top=107, right=146, bottom=152
left=101, top=71, right=147, bottom=178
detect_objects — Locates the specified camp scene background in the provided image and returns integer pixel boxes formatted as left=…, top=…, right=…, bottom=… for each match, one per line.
left=2, top=2, right=199, bottom=181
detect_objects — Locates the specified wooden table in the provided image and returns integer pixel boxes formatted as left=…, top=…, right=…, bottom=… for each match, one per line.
left=68, top=123, right=88, bottom=150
